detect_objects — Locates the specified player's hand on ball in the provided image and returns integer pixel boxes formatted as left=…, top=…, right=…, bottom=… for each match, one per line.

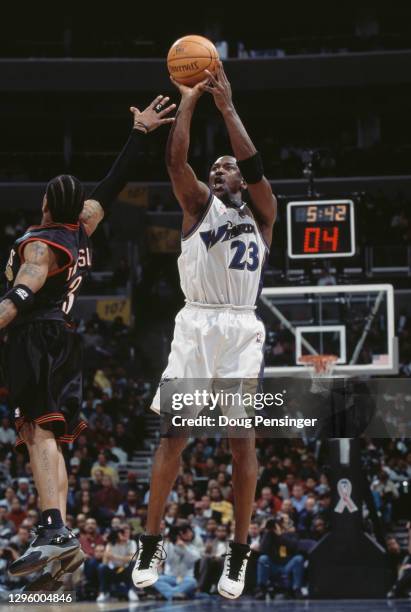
left=204, top=62, right=233, bottom=113
left=130, top=96, right=176, bottom=133
left=170, top=76, right=208, bottom=100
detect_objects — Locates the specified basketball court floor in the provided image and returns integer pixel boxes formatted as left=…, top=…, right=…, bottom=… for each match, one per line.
left=2, top=598, right=410, bottom=612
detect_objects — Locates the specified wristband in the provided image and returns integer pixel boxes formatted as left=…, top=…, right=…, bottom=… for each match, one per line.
left=2, top=284, right=34, bottom=312
left=237, top=152, right=264, bottom=184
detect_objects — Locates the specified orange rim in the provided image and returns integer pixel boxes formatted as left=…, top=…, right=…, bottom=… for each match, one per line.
left=299, top=354, right=338, bottom=374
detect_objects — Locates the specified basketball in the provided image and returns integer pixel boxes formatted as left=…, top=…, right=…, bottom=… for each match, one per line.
left=167, top=35, right=219, bottom=87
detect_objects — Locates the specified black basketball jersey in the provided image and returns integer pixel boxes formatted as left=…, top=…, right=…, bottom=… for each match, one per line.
left=5, top=222, right=92, bottom=325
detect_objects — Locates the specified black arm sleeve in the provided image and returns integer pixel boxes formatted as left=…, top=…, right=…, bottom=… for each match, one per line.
left=89, top=128, right=143, bottom=212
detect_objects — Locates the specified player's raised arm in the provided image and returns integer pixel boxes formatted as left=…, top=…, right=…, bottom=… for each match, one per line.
left=166, top=79, right=210, bottom=224
left=80, top=96, right=176, bottom=237
left=204, top=63, right=277, bottom=244
left=0, top=241, right=57, bottom=329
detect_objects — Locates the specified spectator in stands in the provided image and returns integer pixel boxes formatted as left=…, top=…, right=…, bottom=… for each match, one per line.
left=311, top=517, right=327, bottom=540
left=209, top=486, right=233, bottom=525
left=290, top=484, right=307, bottom=516
left=83, top=543, right=106, bottom=599
left=179, top=489, right=196, bottom=519
left=315, top=473, right=330, bottom=495
left=317, top=492, right=332, bottom=525
left=74, top=479, right=92, bottom=510
left=97, top=523, right=137, bottom=603
left=116, top=490, right=140, bottom=519
left=0, top=486, right=16, bottom=512
left=79, top=518, right=105, bottom=559
left=94, top=475, right=123, bottom=524
left=0, top=416, right=16, bottom=447
left=25, top=510, right=39, bottom=532
left=256, top=486, right=282, bottom=517
left=107, top=436, right=127, bottom=464
left=91, top=451, right=119, bottom=485
left=154, top=525, right=200, bottom=601
left=204, top=518, right=219, bottom=543
left=15, top=478, right=30, bottom=507
left=7, top=498, right=27, bottom=530
left=94, top=370, right=112, bottom=397
left=74, top=513, right=87, bottom=536
left=9, top=525, right=30, bottom=558
left=249, top=521, right=262, bottom=551
left=0, top=505, right=16, bottom=540
left=371, top=470, right=399, bottom=525
left=89, top=402, right=113, bottom=432
left=297, top=497, right=318, bottom=538
left=75, top=490, right=96, bottom=519
left=255, top=518, right=305, bottom=600
left=114, top=422, right=134, bottom=456
left=280, top=498, right=298, bottom=526
left=199, top=495, right=222, bottom=526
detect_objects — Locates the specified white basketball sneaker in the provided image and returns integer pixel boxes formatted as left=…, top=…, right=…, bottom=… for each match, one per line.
left=218, top=541, right=251, bottom=599
left=131, top=534, right=166, bottom=589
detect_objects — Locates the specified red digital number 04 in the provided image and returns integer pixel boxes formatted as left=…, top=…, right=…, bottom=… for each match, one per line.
left=303, top=227, right=339, bottom=253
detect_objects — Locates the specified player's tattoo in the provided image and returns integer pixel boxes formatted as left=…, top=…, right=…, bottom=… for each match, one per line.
left=0, top=299, right=17, bottom=329
left=18, top=262, right=46, bottom=279
left=40, top=448, right=56, bottom=500
left=30, top=241, right=49, bottom=262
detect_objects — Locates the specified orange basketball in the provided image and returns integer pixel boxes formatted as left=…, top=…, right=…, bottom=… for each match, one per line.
left=167, top=35, right=219, bottom=87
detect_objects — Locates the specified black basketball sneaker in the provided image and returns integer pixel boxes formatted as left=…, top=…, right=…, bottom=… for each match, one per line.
left=9, top=525, right=81, bottom=577
left=23, top=547, right=85, bottom=592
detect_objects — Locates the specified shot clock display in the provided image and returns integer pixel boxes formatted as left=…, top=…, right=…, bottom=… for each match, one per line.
left=287, top=200, right=355, bottom=259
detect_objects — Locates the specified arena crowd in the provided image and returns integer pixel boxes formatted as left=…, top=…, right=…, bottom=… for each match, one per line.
left=0, top=314, right=410, bottom=602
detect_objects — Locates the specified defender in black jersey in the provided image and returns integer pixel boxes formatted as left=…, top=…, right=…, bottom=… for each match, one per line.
left=0, top=96, right=175, bottom=585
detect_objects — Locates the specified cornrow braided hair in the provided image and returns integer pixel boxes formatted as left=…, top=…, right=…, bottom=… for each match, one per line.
left=46, top=175, right=85, bottom=223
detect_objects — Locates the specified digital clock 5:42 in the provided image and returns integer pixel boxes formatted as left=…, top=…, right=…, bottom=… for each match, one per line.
left=287, top=199, right=355, bottom=259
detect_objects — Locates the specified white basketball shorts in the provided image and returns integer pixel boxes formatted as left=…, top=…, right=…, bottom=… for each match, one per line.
left=151, top=303, right=265, bottom=414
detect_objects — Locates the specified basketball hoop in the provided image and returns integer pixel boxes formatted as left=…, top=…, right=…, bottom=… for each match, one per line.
left=300, top=354, right=338, bottom=377
left=300, top=354, right=338, bottom=395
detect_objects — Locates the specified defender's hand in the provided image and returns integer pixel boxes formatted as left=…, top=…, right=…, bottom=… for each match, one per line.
left=130, top=95, right=176, bottom=133
left=170, top=76, right=208, bottom=101
left=204, top=62, right=234, bottom=114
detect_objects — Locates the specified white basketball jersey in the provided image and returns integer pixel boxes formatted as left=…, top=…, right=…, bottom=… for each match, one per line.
left=178, top=194, right=268, bottom=307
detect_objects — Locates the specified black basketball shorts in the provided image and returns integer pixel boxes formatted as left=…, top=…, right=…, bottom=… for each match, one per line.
left=4, top=320, right=87, bottom=452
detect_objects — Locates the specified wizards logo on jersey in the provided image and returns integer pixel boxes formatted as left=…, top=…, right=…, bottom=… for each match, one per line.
left=200, top=221, right=256, bottom=250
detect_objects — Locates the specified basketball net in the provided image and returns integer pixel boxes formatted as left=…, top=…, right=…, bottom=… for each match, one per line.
left=300, top=354, right=338, bottom=395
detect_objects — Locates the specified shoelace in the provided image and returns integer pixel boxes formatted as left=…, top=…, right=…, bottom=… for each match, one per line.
left=131, top=539, right=167, bottom=571
left=223, top=549, right=248, bottom=582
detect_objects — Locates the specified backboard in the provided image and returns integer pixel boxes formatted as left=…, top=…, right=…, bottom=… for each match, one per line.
left=259, top=284, right=398, bottom=376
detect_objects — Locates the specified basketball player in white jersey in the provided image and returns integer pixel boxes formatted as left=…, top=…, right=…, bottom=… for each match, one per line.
left=132, top=63, right=277, bottom=599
